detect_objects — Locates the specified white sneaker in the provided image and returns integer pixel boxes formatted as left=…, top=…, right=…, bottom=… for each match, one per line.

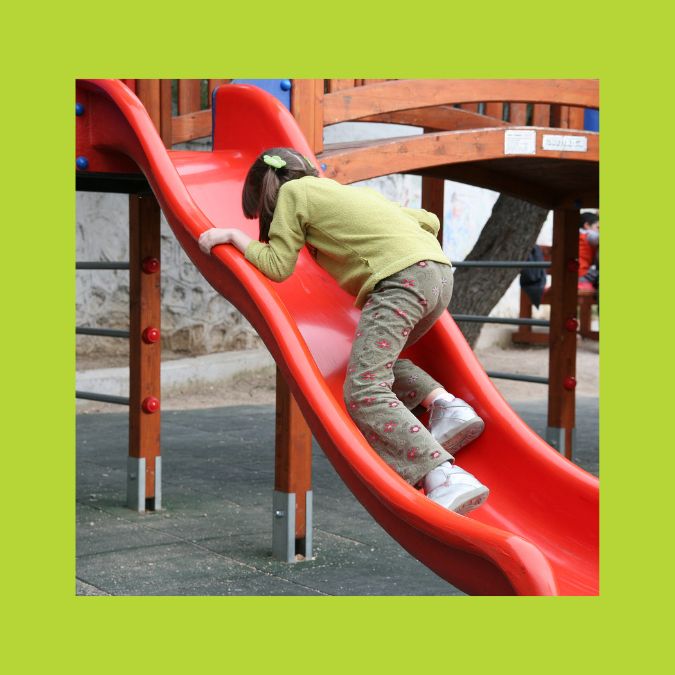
left=424, top=462, right=489, bottom=515
left=428, top=398, right=485, bottom=454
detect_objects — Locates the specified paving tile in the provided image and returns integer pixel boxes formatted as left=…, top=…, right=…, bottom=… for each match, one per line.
left=77, top=541, right=323, bottom=596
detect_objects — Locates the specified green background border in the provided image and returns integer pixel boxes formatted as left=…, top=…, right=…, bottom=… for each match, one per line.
left=3, top=0, right=670, bottom=670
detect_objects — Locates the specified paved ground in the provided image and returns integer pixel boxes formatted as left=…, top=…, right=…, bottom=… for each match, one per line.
left=76, top=395, right=598, bottom=596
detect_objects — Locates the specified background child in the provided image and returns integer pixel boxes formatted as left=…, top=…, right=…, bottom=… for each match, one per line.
left=198, top=147, right=489, bottom=515
left=579, top=211, right=599, bottom=294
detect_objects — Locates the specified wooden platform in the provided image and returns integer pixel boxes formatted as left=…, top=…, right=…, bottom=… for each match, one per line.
left=319, top=127, right=598, bottom=208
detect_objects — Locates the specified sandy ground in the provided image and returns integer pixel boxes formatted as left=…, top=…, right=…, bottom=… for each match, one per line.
left=77, top=326, right=598, bottom=413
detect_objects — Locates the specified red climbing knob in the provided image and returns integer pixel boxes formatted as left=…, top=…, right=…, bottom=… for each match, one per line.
left=142, top=257, right=160, bottom=274
left=567, top=258, right=580, bottom=273
left=142, top=327, right=161, bottom=344
left=563, top=376, right=577, bottom=391
left=565, top=317, right=579, bottom=332
left=142, top=396, right=160, bottom=413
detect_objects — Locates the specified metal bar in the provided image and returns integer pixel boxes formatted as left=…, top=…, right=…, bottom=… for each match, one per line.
left=76, top=172, right=151, bottom=194
left=452, top=315, right=550, bottom=327
left=486, top=371, right=549, bottom=385
left=272, top=491, right=296, bottom=563
left=76, top=262, right=130, bottom=270
left=450, top=260, right=550, bottom=269
left=76, top=327, right=130, bottom=338
left=76, top=391, right=130, bottom=405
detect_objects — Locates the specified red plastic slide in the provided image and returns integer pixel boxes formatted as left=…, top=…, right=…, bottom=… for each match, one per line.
left=76, top=79, right=598, bottom=595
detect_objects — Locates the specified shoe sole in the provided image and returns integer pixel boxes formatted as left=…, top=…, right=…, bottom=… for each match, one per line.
left=434, top=418, right=485, bottom=455
left=453, top=488, right=489, bottom=516
left=428, top=485, right=489, bottom=514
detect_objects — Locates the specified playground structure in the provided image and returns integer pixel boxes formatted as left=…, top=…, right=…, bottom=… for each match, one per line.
left=513, top=244, right=599, bottom=344
left=76, top=78, right=599, bottom=595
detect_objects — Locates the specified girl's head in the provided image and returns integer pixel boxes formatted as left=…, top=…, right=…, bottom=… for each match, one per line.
left=242, top=147, right=319, bottom=241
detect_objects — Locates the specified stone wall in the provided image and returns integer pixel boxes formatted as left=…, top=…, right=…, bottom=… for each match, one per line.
left=76, top=190, right=261, bottom=359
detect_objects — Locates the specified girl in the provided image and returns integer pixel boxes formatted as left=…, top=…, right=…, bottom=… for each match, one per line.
left=198, top=147, right=489, bottom=515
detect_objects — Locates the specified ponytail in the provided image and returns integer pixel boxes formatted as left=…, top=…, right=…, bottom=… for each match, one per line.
left=258, top=167, right=282, bottom=241
left=242, top=147, right=319, bottom=242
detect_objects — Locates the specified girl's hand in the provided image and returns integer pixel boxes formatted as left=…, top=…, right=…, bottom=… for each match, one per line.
left=198, top=228, right=254, bottom=256
left=198, top=228, right=232, bottom=254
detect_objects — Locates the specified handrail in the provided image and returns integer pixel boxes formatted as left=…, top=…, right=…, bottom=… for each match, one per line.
left=323, top=79, right=598, bottom=125
left=123, top=78, right=598, bottom=148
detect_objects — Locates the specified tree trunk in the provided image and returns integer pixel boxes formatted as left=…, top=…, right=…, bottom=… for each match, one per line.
left=449, top=194, right=549, bottom=347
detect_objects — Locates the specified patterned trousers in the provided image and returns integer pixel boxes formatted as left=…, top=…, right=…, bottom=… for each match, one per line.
left=344, top=260, right=455, bottom=485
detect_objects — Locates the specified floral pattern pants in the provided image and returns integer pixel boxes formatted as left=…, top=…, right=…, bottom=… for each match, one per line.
left=344, top=260, right=455, bottom=485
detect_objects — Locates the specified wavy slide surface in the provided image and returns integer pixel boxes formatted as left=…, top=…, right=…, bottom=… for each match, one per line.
left=77, top=79, right=598, bottom=595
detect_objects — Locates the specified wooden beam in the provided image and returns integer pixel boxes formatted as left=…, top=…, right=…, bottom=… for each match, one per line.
left=171, top=109, right=212, bottom=144
left=328, top=79, right=356, bottom=92
left=323, top=79, right=599, bottom=124
left=547, top=209, right=579, bottom=458
left=129, top=193, right=162, bottom=508
left=358, top=105, right=509, bottom=130
left=319, top=127, right=599, bottom=185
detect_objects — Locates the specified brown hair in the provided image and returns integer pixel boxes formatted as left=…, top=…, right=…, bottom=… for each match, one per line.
left=242, top=147, right=319, bottom=241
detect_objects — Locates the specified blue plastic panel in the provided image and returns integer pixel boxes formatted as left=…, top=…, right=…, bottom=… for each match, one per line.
left=231, top=79, right=292, bottom=109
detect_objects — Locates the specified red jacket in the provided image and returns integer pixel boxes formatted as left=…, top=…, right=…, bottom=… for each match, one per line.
left=579, top=230, right=598, bottom=278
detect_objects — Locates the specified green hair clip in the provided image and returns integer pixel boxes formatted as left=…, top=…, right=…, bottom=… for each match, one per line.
left=263, top=154, right=287, bottom=170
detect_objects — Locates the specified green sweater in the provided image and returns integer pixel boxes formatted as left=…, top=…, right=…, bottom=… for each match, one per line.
left=245, top=176, right=451, bottom=308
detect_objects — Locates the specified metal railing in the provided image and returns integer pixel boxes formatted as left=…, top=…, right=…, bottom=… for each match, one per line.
left=76, top=260, right=130, bottom=405
left=449, top=258, right=551, bottom=385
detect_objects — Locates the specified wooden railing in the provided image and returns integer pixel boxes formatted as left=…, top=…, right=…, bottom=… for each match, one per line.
left=123, top=79, right=231, bottom=147
left=124, top=78, right=596, bottom=152
left=296, top=79, right=596, bottom=153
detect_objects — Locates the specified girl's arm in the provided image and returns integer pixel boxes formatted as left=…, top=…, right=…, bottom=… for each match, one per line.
left=198, top=228, right=253, bottom=255
left=199, top=183, right=308, bottom=282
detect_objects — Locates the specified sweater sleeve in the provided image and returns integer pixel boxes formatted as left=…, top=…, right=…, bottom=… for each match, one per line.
left=400, top=207, right=441, bottom=237
left=244, top=182, right=308, bottom=282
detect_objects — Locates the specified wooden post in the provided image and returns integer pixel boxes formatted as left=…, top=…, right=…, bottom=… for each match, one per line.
left=159, top=80, right=173, bottom=148
left=551, top=105, right=570, bottom=129
left=421, top=174, right=445, bottom=247
left=136, top=80, right=161, bottom=132
left=484, top=102, right=503, bottom=121
left=532, top=104, right=551, bottom=127
left=128, top=193, right=162, bottom=511
left=547, top=209, right=579, bottom=458
left=178, top=79, right=202, bottom=115
left=274, top=370, right=313, bottom=559
left=509, top=103, right=528, bottom=125
left=291, top=79, right=324, bottom=153
left=267, top=80, right=323, bottom=559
